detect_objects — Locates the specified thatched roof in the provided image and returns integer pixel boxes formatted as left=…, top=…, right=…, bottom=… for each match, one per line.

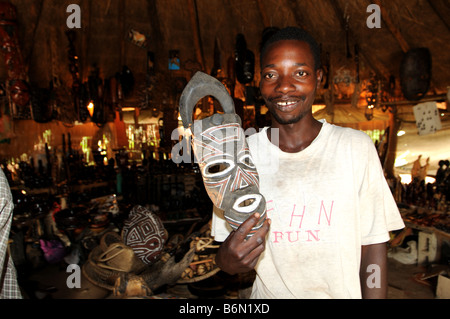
left=2, top=0, right=449, bottom=98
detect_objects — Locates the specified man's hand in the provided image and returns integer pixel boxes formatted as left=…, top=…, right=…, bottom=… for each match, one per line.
left=215, top=213, right=270, bottom=275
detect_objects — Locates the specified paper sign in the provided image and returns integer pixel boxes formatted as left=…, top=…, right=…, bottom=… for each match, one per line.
left=413, top=102, right=442, bottom=136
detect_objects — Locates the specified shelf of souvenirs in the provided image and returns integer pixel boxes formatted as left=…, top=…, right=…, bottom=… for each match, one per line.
left=399, top=205, right=450, bottom=239
left=10, top=181, right=110, bottom=195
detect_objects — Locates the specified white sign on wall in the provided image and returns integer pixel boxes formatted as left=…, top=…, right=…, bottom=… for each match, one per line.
left=413, top=102, right=442, bottom=136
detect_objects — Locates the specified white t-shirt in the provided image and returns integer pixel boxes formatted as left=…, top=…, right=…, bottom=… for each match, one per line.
left=211, top=121, right=405, bottom=299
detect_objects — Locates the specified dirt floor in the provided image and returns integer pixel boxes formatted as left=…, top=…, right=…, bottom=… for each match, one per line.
left=16, top=257, right=440, bottom=300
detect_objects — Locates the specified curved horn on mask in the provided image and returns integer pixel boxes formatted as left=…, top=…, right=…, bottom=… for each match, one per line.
left=179, top=71, right=235, bottom=129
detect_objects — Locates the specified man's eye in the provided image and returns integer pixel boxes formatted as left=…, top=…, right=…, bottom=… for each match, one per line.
left=296, top=71, right=308, bottom=77
left=264, top=73, right=275, bottom=80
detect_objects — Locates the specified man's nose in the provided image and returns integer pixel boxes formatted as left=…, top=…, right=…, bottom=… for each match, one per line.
left=275, top=75, right=295, bottom=94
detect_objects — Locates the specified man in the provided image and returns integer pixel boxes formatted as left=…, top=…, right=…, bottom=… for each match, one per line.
left=0, top=167, right=22, bottom=298
left=212, top=27, right=404, bottom=299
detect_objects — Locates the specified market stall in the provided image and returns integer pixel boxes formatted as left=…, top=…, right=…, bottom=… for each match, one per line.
left=0, top=0, right=449, bottom=300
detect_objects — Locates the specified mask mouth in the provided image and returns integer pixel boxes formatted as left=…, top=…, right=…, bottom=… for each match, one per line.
left=232, top=193, right=263, bottom=213
left=225, top=190, right=266, bottom=235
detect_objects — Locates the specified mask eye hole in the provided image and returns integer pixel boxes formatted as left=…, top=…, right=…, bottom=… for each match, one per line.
left=207, top=163, right=228, bottom=174
left=239, top=154, right=255, bottom=168
left=233, top=194, right=262, bottom=213
left=238, top=198, right=255, bottom=207
left=203, top=158, right=235, bottom=178
left=147, top=238, right=160, bottom=249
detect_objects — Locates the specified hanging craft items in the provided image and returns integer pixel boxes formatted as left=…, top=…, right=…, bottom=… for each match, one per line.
left=127, top=28, right=148, bottom=49
left=169, top=50, right=180, bottom=71
left=66, top=30, right=87, bottom=122
left=30, top=86, right=53, bottom=123
left=210, top=37, right=221, bottom=78
left=333, top=66, right=357, bottom=99
left=179, top=71, right=266, bottom=237
left=400, top=48, right=432, bottom=101
left=234, top=34, right=255, bottom=85
left=0, top=2, right=31, bottom=118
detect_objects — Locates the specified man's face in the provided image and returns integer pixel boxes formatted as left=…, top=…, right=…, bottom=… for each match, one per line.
left=260, top=40, right=321, bottom=125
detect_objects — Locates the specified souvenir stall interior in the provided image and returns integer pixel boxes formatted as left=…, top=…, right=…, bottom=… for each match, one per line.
left=0, top=0, right=449, bottom=299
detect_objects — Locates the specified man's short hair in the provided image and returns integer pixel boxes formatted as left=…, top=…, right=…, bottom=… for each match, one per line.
left=260, top=26, right=322, bottom=70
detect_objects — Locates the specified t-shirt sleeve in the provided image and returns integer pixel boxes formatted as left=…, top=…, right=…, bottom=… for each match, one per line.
left=357, top=134, right=405, bottom=246
left=211, top=205, right=233, bottom=242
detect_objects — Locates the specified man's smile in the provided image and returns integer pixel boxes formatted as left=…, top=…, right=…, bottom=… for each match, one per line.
left=269, top=96, right=307, bottom=112
left=275, top=100, right=298, bottom=112
left=276, top=100, right=296, bottom=106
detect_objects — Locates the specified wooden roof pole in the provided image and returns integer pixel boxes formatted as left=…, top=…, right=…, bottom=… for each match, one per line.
left=285, top=0, right=307, bottom=30
left=384, top=109, right=401, bottom=180
left=147, top=0, right=166, bottom=72
left=24, top=0, right=44, bottom=69
left=372, top=1, right=410, bottom=179
left=327, top=1, right=402, bottom=179
left=81, top=0, right=91, bottom=81
left=187, top=0, right=205, bottom=71
left=256, top=0, right=270, bottom=28
left=327, top=0, right=388, bottom=80
left=373, top=0, right=410, bottom=53
left=118, top=0, right=125, bottom=68
left=376, top=0, right=439, bottom=96
left=426, top=0, right=450, bottom=32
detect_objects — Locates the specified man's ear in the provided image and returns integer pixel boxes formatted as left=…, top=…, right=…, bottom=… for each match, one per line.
left=316, top=69, right=323, bottom=88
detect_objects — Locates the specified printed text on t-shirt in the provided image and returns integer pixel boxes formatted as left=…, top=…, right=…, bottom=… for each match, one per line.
left=267, top=199, right=335, bottom=244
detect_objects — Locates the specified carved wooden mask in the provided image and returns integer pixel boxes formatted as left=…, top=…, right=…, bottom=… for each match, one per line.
left=180, top=72, right=266, bottom=236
